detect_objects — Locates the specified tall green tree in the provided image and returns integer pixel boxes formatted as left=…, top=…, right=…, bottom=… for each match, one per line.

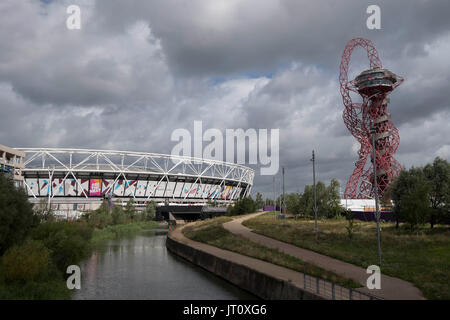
left=124, top=199, right=136, bottom=221
left=111, top=205, right=125, bottom=225
left=423, top=157, right=450, bottom=228
left=145, top=200, right=157, bottom=220
left=299, top=185, right=314, bottom=217
left=324, top=179, right=343, bottom=218
left=254, top=192, right=264, bottom=209
left=227, top=196, right=256, bottom=216
left=285, top=192, right=301, bottom=215
left=298, top=180, right=343, bottom=218
left=0, top=174, right=39, bottom=255
left=390, top=167, right=431, bottom=230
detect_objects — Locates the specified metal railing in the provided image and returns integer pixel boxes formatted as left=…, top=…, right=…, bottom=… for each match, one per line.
left=303, top=273, right=381, bottom=300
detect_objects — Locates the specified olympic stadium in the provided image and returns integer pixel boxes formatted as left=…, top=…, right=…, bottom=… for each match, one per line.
left=18, top=148, right=254, bottom=218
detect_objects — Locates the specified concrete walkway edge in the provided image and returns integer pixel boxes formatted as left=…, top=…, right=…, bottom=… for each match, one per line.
left=168, top=223, right=327, bottom=299
left=168, top=219, right=381, bottom=300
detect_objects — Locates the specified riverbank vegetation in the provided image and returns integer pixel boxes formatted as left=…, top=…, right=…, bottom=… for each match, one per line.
left=91, top=221, right=160, bottom=243
left=243, top=213, right=450, bottom=299
left=182, top=216, right=360, bottom=288
left=0, top=174, right=161, bottom=299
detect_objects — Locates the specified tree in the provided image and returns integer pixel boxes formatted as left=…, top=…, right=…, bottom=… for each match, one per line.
left=423, top=157, right=450, bottom=228
left=298, top=180, right=343, bottom=218
left=227, top=197, right=256, bottom=216
left=31, top=221, right=92, bottom=272
left=254, top=192, right=264, bottom=209
left=0, top=174, right=39, bottom=255
left=86, top=201, right=112, bottom=228
left=299, top=185, right=314, bottom=217
left=145, top=201, right=157, bottom=221
left=401, top=183, right=430, bottom=231
left=124, top=199, right=136, bottom=221
left=390, top=167, right=431, bottom=230
left=285, top=192, right=301, bottom=215
left=97, top=199, right=110, bottom=214
left=34, top=198, right=55, bottom=222
left=323, top=179, right=343, bottom=218
left=111, top=205, right=125, bottom=225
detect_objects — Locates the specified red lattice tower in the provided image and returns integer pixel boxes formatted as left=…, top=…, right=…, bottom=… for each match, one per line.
left=339, top=37, right=403, bottom=199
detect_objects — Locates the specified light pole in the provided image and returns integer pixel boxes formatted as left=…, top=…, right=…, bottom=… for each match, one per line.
left=282, top=166, right=286, bottom=225
left=279, top=174, right=282, bottom=215
left=371, top=126, right=382, bottom=266
left=273, top=176, right=276, bottom=218
left=311, top=150, right=318, bottom=240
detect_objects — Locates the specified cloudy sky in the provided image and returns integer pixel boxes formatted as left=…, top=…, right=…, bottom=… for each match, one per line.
left=1, top=0, right=449, bottom=198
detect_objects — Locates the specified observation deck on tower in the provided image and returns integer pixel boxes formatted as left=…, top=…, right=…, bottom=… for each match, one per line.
left=355, top=67, right=399, bottom=96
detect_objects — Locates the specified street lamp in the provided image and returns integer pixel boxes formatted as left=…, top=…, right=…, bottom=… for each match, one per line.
left=273, top=176, right=276, bottom=218
left=370, top=126, right=382, bottom=266
left=282, top=166, right=286, bottom=225
left=311, top=150, right=318, bottom=240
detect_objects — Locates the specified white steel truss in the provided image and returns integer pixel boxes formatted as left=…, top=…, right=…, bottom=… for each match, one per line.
left=18, top=148, right=254, bottom=202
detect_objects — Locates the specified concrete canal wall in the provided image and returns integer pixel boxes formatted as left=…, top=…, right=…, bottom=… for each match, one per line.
left=166, top=233, right=323, bottom=300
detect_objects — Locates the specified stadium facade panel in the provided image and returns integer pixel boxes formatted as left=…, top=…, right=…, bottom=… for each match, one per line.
left=18, top=148, right=254, bottom=204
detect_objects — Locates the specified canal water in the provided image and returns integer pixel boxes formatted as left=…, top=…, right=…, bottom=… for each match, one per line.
left=72, top=228, right=256, bottom=300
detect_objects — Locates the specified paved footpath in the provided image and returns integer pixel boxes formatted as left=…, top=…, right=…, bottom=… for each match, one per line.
left=169, top=223, right=332, bottom=300
left=223, top=212, right=425, bottom=300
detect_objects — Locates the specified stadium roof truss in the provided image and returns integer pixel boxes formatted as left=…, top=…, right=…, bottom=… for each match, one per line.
left=18, top=148, right=254, bottom=202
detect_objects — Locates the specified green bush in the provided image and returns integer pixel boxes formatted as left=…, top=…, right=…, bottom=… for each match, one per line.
left=0, top=174, right=39, bottom=255
left=31, top=221, right=92, bottom=273
left=144, top=201, right=157, bottom=221
left=124, top=199, right=137, bottom=221
left=1, top=240, right=51, bottom=283
left=87, top=210, right=113, bottom=229
left=227, top=197, right=256, bottom=216
left=111, top=205, right=126, bottom=225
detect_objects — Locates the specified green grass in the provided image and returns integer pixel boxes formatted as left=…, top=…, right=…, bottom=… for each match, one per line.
left=91, top=221, right=161, bottom=244
left=182, top=216, right=360, bottom=288
left=243, top=212, right=450, bottom=300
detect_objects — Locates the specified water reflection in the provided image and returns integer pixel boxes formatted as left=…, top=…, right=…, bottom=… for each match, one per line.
left=72, top=228, right=256, bottom=300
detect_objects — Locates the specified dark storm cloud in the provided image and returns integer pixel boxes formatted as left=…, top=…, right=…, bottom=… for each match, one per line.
left=93, top=0, right=450, bottom=77
left=0, top=0, right=449, bottom=198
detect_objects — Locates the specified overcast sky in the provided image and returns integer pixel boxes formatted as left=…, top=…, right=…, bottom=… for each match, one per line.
left=1, top=0, right=449, bottom=198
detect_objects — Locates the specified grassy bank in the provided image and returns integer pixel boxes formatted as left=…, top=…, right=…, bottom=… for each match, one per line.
left=243, top=213, right=450, bottom=300
left=182, top=217, right=360, bottom=288
left=91, top=221, right=161, bottom=244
